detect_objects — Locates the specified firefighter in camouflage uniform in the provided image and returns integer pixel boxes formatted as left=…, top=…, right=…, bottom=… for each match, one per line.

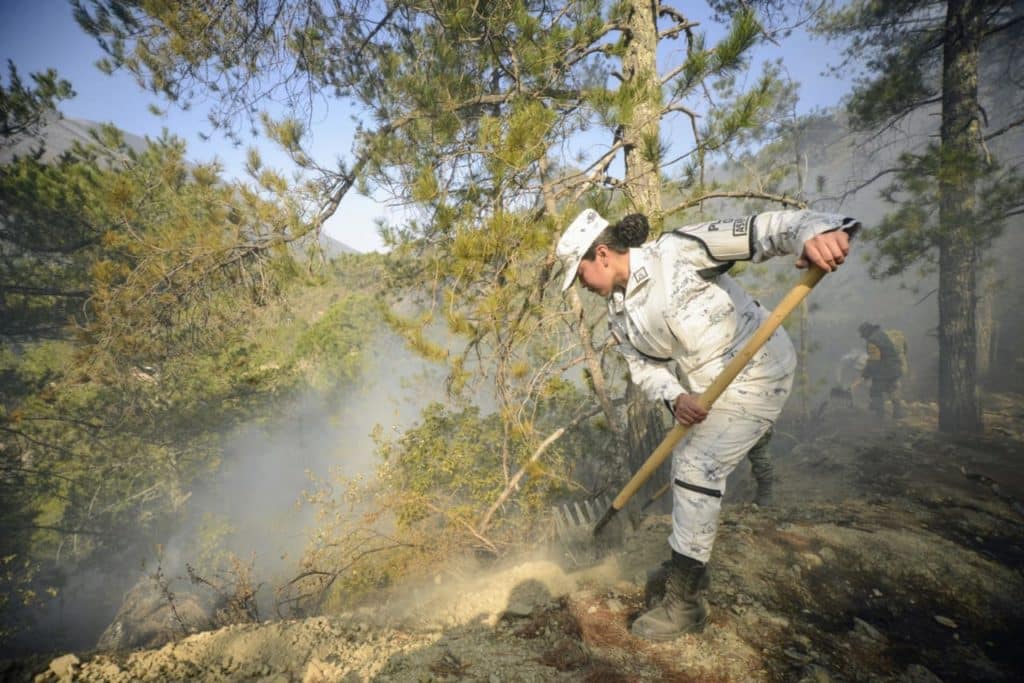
left=858, top=322, right=905, bottom=419
left=556, top=207, right=859, bottom=641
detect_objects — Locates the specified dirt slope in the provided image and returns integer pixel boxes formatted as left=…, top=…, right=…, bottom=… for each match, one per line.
left=4, top=397, right=1024, bottom=682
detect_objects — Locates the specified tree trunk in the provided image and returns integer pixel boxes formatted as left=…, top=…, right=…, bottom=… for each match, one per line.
left=620, top=1, right=662, bottom=219
left=619, top=0, right=668, bottom=493
left=975, top=264, right=996, bottom=384
left=937, top=0, right=984, bottom=434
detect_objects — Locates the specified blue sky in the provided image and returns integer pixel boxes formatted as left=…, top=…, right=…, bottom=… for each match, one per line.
left=1, top=0, right=389, bottom=250
left=2, top=0, right=853, bottom=252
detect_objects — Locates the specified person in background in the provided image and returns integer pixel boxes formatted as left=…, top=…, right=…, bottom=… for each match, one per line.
left=858, top=322, right=905, bottom=419
left=746, top=428, right=774, bottom=506
left=832, top=347, right=868, bottom=407
left=556, top=207, right=859, bottom=641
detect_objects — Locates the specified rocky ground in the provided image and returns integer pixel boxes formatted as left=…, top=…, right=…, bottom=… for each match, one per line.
left=3, top=395, right=1023, bottom=682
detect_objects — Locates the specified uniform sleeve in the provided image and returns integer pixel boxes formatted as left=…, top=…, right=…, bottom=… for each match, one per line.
left=862, top=343, right=881, bottom=378
left=751, top=210, right=861, bottom=262
left=634, top=245, right=720, bottom=401
left=863, top=332, right=894, bottom=378
left=615, top=341, right=685, bottom=403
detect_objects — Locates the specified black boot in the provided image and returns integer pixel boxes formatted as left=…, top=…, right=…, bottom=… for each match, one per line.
left=870, top=393, right=886, bottom=419
left=892, top=399, right=905, bottom=419
left=748, top=430, right=774, bottom=506
left=644, top=558, right=711, bottom=608
left=751, top=464, right=774, bottom=506
left=632, top=551, right=708, bottom=641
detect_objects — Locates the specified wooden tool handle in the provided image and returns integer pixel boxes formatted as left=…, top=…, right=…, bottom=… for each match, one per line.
left=609, top=266, right=826, bottom=511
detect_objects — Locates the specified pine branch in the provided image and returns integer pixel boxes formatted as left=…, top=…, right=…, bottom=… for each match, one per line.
left=983, top=14, right=1024, bottom=38
left=0, top=285, right=90, bottom=298
left=984, top=115, right=1024, bottom=141
left=426, top=501, right=498, bottom=554
left=1, top=523, right=109, bottom=537
left=818, top=166, right=903, bottom=205
left=477, top=399, right=626, bottom=534
left=658, top=6, right=698, bottom=40
left=665, top=189, right=807, bottom=215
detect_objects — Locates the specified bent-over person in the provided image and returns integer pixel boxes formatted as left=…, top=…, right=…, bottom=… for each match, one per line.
left=555, top=208, right=860, bottom=641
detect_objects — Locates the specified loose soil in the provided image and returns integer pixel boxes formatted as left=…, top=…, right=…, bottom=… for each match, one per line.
left=3, top=396, right=1023, bottom=682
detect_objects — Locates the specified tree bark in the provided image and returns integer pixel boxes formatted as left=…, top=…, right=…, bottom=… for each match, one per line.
left=620, top=0, right=663, bottom=220
left=937, top=0, right=984, bottom=434
left=975, top=263, right=996, bottom=384
left=619, top=0, right=670, bottom=496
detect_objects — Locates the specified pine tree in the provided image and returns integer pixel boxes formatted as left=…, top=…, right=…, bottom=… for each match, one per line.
left=0, top=61, right=74, bottom=145
left=1, top=110, right=381, bottom=634
left=1, top=65, right=79, bottom=339
left=74, top=0, right=807, bottom=538
left=795, top=0, right=1024, bottom=434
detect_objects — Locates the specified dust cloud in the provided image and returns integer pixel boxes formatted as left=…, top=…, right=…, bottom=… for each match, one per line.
left=737, top=98, right=1024, bottom=413
left=11, top=76, right=1024, bottom=661
left=14, top=327, right=448, bottom=655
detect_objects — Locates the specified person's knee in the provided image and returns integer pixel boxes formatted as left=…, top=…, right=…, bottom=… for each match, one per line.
left=673, top=477, right=724, bottom=501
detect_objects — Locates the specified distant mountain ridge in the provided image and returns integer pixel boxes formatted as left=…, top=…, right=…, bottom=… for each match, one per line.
left=0, top=113, right=148, bottom=163
left=1, top=114, right=360, bottom=256
left=319, top=231, right=359, bottom=257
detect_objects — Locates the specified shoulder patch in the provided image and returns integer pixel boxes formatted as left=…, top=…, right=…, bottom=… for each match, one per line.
left=673, top=215, right=755, bottom=262
left=633, top=266, right=649, bottom=284
left=704, top=217, right=749, bottom=237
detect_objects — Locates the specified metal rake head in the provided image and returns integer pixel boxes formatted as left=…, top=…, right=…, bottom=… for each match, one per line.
left=550, top=494, right=625, bottom=568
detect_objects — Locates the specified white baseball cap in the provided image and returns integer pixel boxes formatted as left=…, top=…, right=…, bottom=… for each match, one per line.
left=556, top=208, right=609, bottom=292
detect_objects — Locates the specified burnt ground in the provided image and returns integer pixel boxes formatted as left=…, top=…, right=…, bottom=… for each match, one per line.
left=3, top=394, right=1023, bottom=682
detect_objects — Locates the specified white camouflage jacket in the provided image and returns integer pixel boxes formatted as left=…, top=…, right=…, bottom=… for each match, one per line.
left=609, top=210, right=860, bottom=403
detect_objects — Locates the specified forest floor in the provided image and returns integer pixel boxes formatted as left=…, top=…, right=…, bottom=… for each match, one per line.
left=3, top=393, right=1024, bottom=682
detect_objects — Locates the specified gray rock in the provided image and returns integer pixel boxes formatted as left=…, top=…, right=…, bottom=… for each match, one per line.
left=797, top=664, right=834, bottom=683
left=853, top=617, right=886, bottom=642
left=902, top=663, right=944, bottom=683
left=97, top=574, right=222, bottom=651
left=783, top=647, right=812, bottom=663
left=503, top=601, right=534, bottom=618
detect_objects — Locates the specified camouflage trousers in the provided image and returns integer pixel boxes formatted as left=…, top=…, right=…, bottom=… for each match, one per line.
left=869, top=377, right=904, bottom=419
left=669, top=373, right=793, bottom=563
left=747, top=428, right=774, bottom=504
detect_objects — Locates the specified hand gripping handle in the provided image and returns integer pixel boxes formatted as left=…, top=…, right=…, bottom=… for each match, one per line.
left=593, top=266, right=827, bottom=536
